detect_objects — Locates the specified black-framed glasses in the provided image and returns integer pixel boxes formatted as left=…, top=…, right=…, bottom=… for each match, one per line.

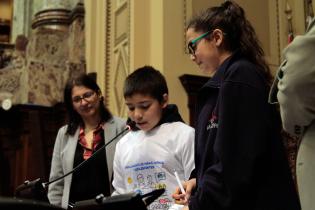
left=187, top=31, right=211, bottom=55
left=72, top=91, right=96, bottom=104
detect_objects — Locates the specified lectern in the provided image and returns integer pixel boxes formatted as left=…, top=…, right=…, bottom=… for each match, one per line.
left=0, top=197, right=62, bottom=210
left=74, top=189, right=165, bottom=210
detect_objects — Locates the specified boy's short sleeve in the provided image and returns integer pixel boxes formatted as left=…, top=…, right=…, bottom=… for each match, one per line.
left=180, top=126, right=195, bottom=180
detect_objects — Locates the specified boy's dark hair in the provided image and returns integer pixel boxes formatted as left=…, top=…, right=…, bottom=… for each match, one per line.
left=64, top=73, right=112, bottom=135
left=123, top=66, right=168, bottom=103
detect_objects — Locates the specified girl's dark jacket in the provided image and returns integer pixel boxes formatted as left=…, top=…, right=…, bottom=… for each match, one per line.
left=189, top=51, right=301, bottom=210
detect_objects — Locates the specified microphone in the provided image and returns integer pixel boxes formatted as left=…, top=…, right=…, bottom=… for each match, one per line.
left=14, top=178, right=49, bottom=202
left=44, top=120, right=136, bottom=186
left=1, top=98, right=12, bottom=110
left=14, top=121, right=137, bottom=202
left=73, top=188, right=165, bottom=210
left=0, top=92, right=13, bottom=110
left=141, top=188, right=165, bottom=207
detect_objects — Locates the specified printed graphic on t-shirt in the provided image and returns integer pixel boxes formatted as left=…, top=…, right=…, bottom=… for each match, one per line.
left=125, top=161, right=172, bottom=210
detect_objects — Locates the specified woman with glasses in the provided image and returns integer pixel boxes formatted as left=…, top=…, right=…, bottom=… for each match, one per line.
left=48, top=73, right=126, bottom=209
left=172, top=1, right=300, bottom=210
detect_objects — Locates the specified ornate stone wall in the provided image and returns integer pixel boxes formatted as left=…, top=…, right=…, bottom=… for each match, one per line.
left=0, top=2, right=85, bottom=108
left=25, top=27, right=70, bottom=105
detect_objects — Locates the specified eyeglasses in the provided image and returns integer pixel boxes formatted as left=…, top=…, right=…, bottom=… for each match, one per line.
left=72, top=91, right=96, bottom=104
left=187, top=31, right=211, bottom=55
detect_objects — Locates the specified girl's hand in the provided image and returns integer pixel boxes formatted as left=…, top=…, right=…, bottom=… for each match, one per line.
left=172, top=178, right=196, bottom=205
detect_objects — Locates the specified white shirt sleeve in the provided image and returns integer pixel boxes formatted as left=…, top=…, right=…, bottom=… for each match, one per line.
left=180, top=126, right=195, bottom=180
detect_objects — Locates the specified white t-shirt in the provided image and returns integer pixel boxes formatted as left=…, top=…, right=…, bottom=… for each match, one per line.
left=112, top=122, right=195, bottom=210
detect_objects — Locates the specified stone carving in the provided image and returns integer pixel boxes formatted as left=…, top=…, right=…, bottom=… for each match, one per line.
left=0, top=2, right=85, bottom=108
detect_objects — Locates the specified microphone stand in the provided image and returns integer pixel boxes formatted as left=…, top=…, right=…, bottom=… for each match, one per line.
left=15, top=122, right=136, bottom=202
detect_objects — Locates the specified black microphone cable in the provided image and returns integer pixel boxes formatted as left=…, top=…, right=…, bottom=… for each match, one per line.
left=44, top=121, right=136, bottom=187
left=14, top=121, right=137, bottom=201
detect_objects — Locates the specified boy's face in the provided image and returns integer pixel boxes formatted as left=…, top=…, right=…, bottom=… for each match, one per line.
left=125, top=93, right=168, bottom=132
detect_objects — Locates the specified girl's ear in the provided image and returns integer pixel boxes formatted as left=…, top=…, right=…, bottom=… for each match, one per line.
left=162, top=93, right=169, bottom=108
left=212, top=28, right=224, bottom=47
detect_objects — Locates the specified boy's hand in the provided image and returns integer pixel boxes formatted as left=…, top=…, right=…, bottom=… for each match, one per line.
left=172, top=178, right=196, bottom=205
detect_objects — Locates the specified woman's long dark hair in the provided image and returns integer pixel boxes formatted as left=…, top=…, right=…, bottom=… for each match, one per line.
left=64, top=73, right=112, bottom=135
left=187, top=0, right=272, bottom=85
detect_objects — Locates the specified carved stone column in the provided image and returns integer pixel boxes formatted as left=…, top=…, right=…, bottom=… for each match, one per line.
left=23, top=6, right=71, bottom=106
left=0, top=1, right=85, bottom=107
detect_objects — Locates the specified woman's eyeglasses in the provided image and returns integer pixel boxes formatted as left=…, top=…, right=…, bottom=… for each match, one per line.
left=187, top=31, right=211, bottom=56
left=72, top=91, right=96, bottom=104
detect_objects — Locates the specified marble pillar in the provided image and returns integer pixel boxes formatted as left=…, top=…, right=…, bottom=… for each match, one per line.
left=0, top=1, right=85, bottom=108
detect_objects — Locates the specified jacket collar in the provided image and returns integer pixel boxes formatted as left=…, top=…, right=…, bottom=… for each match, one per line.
left=201, top=50, right=241, bottom=90
left=158, top=104, right=184, bottom=124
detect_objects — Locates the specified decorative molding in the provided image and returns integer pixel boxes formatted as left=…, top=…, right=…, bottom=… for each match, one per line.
left=113, top=46, right=128, bottom=116
left=183, top=0, right=192, bottom=55
left=304, top=0, right=314, bottom=30
left=69, top=2, right=85, bottom=24
left=276, top=0, right=281, bottom=66
left=114, top=2, right=128, bottom=46
left=127, top=0, right=131, bottom=72
left=105, top=0, right=130, bottom=115
left=0, top=67, right=21, bottom=93
left=0, top=43, right=14, bottom=69
left=31, top=8, right=71, bottom=29
left=183, top=0, right=187, bottom=54
left=104, top=0, right=112, bottom=106
left=285, top=1, right=294, bottom=43
left=264, top=0, right=281, bottom=69
left=116, top=0, right=126, bottom=8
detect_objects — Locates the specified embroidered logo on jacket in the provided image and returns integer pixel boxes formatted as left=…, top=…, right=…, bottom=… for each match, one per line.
left=206, top=113, right=218, bottom=130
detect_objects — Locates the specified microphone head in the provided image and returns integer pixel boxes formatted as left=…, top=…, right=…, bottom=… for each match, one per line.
left=141, top=188, right=165, bottom=206
left=74, top=192, right=146, bottom=210
left=126, top=120, right=137, bottom=131
left=1, top=98, right=12, bottom=110
left=15, top=178, right=49, bottom=202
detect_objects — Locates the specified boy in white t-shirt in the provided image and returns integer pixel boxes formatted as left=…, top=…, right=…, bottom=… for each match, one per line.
left=112, top=66, right=195, bottom=210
